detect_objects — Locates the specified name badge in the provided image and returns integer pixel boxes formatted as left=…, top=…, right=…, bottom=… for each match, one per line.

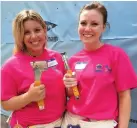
left=48, top=58, right=58, bottom=68
left=75, top=62, right=87, bottom=70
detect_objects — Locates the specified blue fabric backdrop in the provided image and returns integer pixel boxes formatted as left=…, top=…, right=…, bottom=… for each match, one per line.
left=1, top=1, right=137, bottom=128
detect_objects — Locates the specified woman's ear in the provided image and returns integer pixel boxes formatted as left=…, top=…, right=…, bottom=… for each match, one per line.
left=44, top=28, right=47, bottom=40
left=103, top=24, right=106, bottom=32
left=44, top=28, right=47, bottom=33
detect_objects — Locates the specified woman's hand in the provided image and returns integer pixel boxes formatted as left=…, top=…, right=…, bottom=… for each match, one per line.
left=1, top=83, right=46, bottom=111
left=27, top=83, right=46, bottom=102
left=63, top=72, right=78, bottom=88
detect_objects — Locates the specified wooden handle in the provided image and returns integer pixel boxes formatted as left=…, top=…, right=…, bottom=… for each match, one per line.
left=67, top=70, right=80, bottom=99
left=34, top=80, right=41, bottom=86
left=34, top=80, right=45, bottom=110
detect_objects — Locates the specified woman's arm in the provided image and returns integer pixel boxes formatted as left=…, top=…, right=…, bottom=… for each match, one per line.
left=1, top=92, right=31, bottom=111
left=1, top=83, right=45, bottom=111
left=118, top=89, right=131, bottom=128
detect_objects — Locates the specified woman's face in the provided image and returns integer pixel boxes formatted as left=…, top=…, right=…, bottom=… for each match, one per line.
left=78, top=9, right=105, bottom=46
left=23, top=20, right=46, bottom=55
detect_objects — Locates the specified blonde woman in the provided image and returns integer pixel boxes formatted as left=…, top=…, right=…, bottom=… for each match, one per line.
left=1, top=10, right=66, bottom=128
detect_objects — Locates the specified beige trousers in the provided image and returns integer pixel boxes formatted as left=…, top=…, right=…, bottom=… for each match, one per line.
left=1, top=114, right=9, bottom=128
left=28, top=118, right=62, bottom=128
left=61, top=112, right=117, bottom=128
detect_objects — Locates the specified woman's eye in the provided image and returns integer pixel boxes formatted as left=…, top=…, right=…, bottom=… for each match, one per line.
left=80, top=21, right=87, bottom=25
left=91, top=23, right=98, bottom=26
left=35, top=29, right=41, bottom=32
left=24, top=31, right=30, bottom=35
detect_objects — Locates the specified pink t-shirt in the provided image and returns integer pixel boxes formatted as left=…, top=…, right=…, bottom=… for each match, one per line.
left=1, top=49, right=66, bottom=127
left=67, top=44, right=137, bottom=120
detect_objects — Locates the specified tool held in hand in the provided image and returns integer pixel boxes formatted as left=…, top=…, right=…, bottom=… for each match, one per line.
left=61, top=52, right=80, bottom=100
left=6, top=113, right=12, bottom=124
left=30, top=61, right=48, bottom=110
left=13, top=120, right=23, bottom=128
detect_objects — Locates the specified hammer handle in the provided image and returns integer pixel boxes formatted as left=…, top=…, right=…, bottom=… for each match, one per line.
left=34, top=80, right=45, bottom=110
left=67, top=70, right=80, bottom=99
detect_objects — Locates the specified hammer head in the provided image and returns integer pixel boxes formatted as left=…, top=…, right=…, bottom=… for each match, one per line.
left=30, top=61, right=48, bottom=71
left=30, top=61, right=48, bottom=81
left=61, top=52, right=70, bottom=70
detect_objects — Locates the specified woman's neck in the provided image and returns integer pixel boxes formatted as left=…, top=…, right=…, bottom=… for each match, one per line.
left=25, top=50, right=43, bottom=57
left=84, top=41, right=103, bottom=51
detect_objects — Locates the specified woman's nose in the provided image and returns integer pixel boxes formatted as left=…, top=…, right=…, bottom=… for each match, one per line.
left=30, top=32, right=37, bottom=38
left=85, top=25, right=92, bottom=31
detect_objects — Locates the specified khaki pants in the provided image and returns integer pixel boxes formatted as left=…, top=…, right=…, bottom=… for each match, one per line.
left=1, top=114, right=9, bottom=128
left=61, top=112, right=117, bottom=128
left=28, top=118, right=62, bottom=128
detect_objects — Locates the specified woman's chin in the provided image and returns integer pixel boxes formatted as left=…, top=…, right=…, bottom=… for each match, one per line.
left=32, top=47, right=43, bottom=52
left=83, top=41, right=94, bottom=44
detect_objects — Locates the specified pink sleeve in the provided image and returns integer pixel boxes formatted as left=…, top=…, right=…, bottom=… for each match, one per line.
left=1, top=69, right=18, bottom=101
left=113, top=49, right=137, bottom=92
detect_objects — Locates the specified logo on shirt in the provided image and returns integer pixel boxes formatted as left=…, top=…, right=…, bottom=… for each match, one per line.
left=95, top=64, right=103, bottom=72
left=95, top=64, right=111, bottom=73
left=104, top=65, right=112, bottom=72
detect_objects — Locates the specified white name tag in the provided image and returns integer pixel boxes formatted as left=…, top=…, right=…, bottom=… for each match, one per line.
left=48, top=59, right=58, bottom=68
left=75, top=62, right=87, bottom=70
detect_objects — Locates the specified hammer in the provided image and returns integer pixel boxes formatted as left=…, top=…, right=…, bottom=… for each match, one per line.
left=30, top=61, right=48, bottom=110
left=61, top=52, right=80, bottom=100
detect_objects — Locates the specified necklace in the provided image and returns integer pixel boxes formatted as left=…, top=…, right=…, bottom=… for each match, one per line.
left=26, top=51, right=36, bottom=57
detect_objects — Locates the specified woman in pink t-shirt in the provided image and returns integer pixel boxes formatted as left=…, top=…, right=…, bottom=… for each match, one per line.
left=1, top=10, right=66, bottom=128
left=62, top=2, right=137, bottom=128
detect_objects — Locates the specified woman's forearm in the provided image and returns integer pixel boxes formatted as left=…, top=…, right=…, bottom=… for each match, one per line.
left=118, top=90, right=131, bottom=128
left=1, top=92, right=32, bottom=111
